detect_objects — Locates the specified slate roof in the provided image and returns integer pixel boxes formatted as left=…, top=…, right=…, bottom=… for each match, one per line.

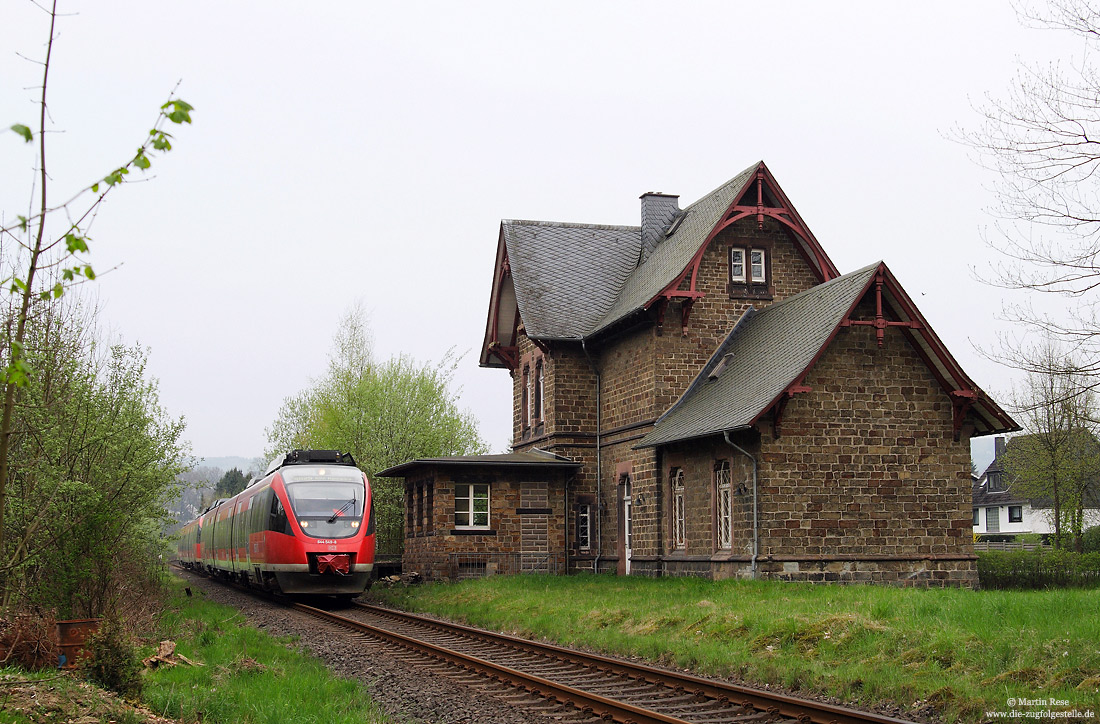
left=591, top=166, right=758, bottom=336
left=637, top=263, right=881, bottom=448
left=375, top=449, right=581, bottom=478
left=498, top=163, right=760, bottom=342
left=503, top=220, right=640, bottom=340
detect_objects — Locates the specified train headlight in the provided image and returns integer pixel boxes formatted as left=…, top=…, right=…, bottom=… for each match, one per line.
left=351, top=520, right=359, bottom=529
left=300, top=521, right=309, bottom=528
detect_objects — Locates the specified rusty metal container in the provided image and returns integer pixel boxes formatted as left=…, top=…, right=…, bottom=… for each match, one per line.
left=57, top=618, right=101, bottom=669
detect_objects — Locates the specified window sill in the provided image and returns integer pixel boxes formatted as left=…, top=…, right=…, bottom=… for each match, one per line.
left=450, top=529, right=496, bottom=536
left=728, top=283, right=773, bottom=301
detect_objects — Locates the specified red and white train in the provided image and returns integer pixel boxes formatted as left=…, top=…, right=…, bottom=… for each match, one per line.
left=177, top=449, right=375, bottom=596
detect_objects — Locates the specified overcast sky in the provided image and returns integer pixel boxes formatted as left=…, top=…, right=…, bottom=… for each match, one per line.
left=2, top=2, right=1072, bottom=471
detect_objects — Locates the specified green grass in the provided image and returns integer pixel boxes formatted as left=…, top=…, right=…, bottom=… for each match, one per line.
left=144, top=582, right=390, bottom=724
left=368, top=574, right=1100, bottom=722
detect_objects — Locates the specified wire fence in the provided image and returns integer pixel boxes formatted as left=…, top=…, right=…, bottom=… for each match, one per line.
left=973, top=540, right=1051, bottom=552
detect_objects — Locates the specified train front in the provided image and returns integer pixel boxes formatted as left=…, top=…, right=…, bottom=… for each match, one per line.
left=272, top=463, right=375, bottom=595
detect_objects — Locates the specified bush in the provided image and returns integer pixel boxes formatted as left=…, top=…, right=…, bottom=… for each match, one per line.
left=978, top=549, right=1100, bottom=589
left=1082, top=525, right=1100, bottom=554
left=0, top=611, right=59, bottom=670
left=81, top=618, right=143, bottom=699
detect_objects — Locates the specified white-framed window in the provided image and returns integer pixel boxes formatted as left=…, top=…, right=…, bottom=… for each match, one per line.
left=577, top=504, right=591, bottom=551
left=750, top=249, right=766, bottom=282
left=986, top=506, right=1000, bottom=533
left=1008, top=506, right=1023, bottom=523
left=973, top=508, right=980, bottom=525
left=671, top=468, right=685, bottom=549
left=730, top=246, right=768, bottom=288
left=730, top=248, right=746, bottom=283
left=455, top=483, right=490, bottom=529
left=715, top=460, right=732, bottom=549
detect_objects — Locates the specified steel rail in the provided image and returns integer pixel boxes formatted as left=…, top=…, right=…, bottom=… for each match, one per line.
left=292, top=602, right=692, bottom=724
left=353, top=603, right=915, bottom=724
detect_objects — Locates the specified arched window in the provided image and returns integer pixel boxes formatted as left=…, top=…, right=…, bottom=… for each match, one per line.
left=534, top=359, right=544, bottom=422
left=521, top=365, right=530, bottom=428
left=715, top=461, right=732, bottom=549
left=670, top=468, right=685, bottom=549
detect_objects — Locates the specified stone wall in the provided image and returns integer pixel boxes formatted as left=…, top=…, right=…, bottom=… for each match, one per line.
left=402, top=465, right=569, bottom=581
left=639, top=319, right=978, bottom=587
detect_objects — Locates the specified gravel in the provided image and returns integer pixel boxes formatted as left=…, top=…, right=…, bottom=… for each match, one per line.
left=173, top=570, right=569, bottom=724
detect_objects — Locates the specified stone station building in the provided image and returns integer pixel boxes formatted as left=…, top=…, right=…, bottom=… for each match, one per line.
left=380, top=161, right=1018, bottom=586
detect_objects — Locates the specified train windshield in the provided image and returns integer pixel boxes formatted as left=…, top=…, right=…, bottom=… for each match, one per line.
left=282, top=468, right=366, bottom=539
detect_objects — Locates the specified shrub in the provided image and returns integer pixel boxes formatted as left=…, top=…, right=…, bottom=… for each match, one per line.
left=1082, top=525, right=1100, bottom=554
left=0, top=611, right=59, bottom=669
left=81, top=618, right=143, bottom=699
left=978, top=549, right=1100, bottom=589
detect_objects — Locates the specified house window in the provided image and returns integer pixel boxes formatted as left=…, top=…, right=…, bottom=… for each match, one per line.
left=987, top=472, right=1004, bottom=492
left=750, top=249, right=766, bottom=282
left=973, top=508, right=980, bottom=526
left=416, top=485, right=424, bottom=535
left=426, top=482, right=434, bottom=533
left=577, top=504, right=591, bottom=551
left=455, top=483, right=490, bottom=529
left=986, top=506, right=1000, bottom=533
left=715, top=460, right=732, bottom=549
left=728, top=245, right=771, bottom=298
left=1009, top=506, right=1023, bottom=523
left=521, top=366, right=530, bottom=428
left=671, top=467, right=685, bottom=549
left=534, top=359, right=544, bottom=422
left=730, top=248, right=746, bottom=283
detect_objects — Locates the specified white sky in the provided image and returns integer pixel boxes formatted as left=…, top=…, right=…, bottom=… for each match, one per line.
left=1, top=1, right=1072, bottom=470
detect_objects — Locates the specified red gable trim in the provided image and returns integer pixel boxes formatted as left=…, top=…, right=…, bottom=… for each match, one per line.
left=481, top=226, right=521, bottom=370
left=651, top=162, right=840, bottom=307
left=749, top=262, right=1016, bottom=440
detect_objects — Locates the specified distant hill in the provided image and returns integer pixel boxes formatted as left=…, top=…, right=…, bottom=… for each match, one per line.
left=165, top=455, right=265, bottom=532
left=199, top=455, right=262, bottom=473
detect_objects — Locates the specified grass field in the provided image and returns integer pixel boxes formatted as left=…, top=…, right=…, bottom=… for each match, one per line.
left=368, top=574, right=1100, bottom=723
left=142, top=582, right=390, bottom=724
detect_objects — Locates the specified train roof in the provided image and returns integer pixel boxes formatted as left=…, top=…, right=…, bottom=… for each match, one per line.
left=263, top=449, right=358, bottom=478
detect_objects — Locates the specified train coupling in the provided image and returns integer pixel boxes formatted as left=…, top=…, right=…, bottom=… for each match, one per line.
left=315, top=553, right=350, bottom=575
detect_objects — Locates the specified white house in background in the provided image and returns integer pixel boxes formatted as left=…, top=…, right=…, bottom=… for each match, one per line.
left=973, top=436, right=1100, bottom=538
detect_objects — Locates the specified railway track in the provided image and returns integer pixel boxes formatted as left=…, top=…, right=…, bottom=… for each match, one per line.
left=290, top=599, right=917, bottom=724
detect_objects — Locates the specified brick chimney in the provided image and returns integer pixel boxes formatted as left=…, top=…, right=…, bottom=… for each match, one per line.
left=994, top=436, right=1006, bottom=461
left=639, top=192, right=680, bottom=263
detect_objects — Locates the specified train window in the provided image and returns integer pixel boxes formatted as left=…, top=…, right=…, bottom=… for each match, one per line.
left=269, top=496, right=292, bottom=535
left=455, top=483, right=490, bottom=529
left=284, top=479, right=366, bottom=539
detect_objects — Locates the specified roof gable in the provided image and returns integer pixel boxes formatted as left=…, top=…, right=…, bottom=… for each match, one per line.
left=639, top=262, right=1018, bottom=448
left=481, top=162, right=841, bottom=366
left=639, top=264, right=880, bottom=448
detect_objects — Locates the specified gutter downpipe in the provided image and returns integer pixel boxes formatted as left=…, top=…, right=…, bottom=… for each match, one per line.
left=581, top=338, right=602, bottom=573
left=723, top=430, right=758, bottom=579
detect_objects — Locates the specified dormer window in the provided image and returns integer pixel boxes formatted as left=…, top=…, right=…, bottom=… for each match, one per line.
left=987, top=471, right=1005, bottom=493
left=728, top=244, right=772, bottom=300
left=730, top=248, right=746, bottom=283
left=749, top=249, right=766, bottom=282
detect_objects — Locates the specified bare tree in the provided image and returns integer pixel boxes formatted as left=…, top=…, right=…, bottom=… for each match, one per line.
left=965, top=0, right=1100, bottom=370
